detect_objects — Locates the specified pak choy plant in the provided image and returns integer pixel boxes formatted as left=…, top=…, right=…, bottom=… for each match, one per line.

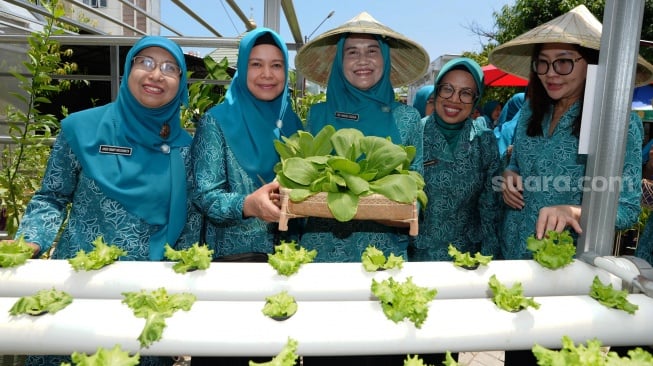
left=1, top=0, right=77, bottom=237
left=274, top=125, right=427, bottom=222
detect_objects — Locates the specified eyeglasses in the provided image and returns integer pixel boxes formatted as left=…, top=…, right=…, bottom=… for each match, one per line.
left=531, top=56, right=583, bottom=76
left=132, top=55, right=181, bottom=77
left=435, top=83, right=478, bottom=104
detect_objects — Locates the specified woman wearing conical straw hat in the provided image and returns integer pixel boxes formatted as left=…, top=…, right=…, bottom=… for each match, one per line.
left=295, top=12, right=429, bottom=264
left=491, top=5, right=653, bottom=364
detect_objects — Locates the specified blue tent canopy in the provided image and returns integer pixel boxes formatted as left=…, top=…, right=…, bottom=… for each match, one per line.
left=633, top=84, right=653, bottom=110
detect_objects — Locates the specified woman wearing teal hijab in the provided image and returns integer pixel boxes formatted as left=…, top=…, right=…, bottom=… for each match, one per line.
left=294, top=11, right=427, bottom=264
left=192, top=28, right=303, bottom=259
left=413, top=85, right=435, bottom=118
left=17, top=35, right=198, bottom=366
left=410, top=57, right=503, bottom=262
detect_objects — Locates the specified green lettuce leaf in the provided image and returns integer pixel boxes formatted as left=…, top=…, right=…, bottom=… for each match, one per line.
left=267, top=240, right=317, bottom=276
left=589, top=276, right=639, bottom=314
left=9, top=288, right=73, bottom=316
left=526, top=230, right=575, bottom=269
left=61, top=344, right=140, bottom=366
left=448, top=244, right=492, bottom=269
left=371, top=276, right=437, bottom=329
left=249, top=338, right=299, bottom=366
left=122, top=288, right=196, bottom=348
left=0, top=236, right=35, bottom=268
left=164, top=243, right=213, bottom=273
left=533, top=336, right=653, bottom=365
left=361, top=245, right=404, bottom=272
left=488, top=275, right=540, bottom=312
left=262, top=291, right=297, bottom=319
left=67, top=236, right=126, bottom=271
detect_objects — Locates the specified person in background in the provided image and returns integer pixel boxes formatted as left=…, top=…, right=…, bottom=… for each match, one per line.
left=490, top=5, right=653, bottom=364
left=494, top=91, right=526, bottom=159
left=294, top=11, right=433, bottom=365
left=635, top=141, right=653, bottom=264
left=412, top=84, right=435, bottom=118
left=481, top=99, right=502, bottom=128
left=14, top=35, right=199, bottom=366
left=191, top=28, right=303, bottom=261
left=410, top=57, right=502, bottom=262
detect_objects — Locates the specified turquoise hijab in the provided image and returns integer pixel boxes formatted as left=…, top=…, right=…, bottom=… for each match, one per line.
left=431, top=57, right=486, bottom=144
left=312, top=34, right=401, bottom=143
left=209, top=27, right=302, bottom=185
left=62, top=35, right=191, bottom=260
left=413, top=85, right=435, bottom=118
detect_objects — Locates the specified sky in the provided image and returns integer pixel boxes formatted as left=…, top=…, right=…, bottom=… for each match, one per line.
left=160, top=0, right=515, bottom=66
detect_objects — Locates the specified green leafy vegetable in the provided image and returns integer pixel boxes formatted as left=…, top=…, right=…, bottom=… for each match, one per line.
left=60, top=344, right=140, bottom=366
left=249, top=338, right=299, bottom=366
left=404, top=352, right=458, bottom=366
left=267, top=240, right=317, bottom=276
left=9, top=288, right=73, bottom=316
left=262, top=291, right=297, bottom=320
left=447, top=244, right=492, bottom=269
left=589, top=276, right=639, bottom=314
left=532, top=335, right=653, bottom=365
left=488, top=275, right=540, bottom=312
left=361, top=245, right=404, bottom=271
left=526, top=230, right=575, bottom=269
left=0, top=236, right=35, bottom=268
left=164, top=243, right=213, bottom=273
left=68, top=236, right=127, bottom=271
left=122, top=288, right=196, bottom=348
left=371, top=276, right=437, bottom=329
left=274, top=126, right=427, bottom=222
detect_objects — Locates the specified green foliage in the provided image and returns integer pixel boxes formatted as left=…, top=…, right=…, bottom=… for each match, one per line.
left=589, top=276, right=639, bottom=314
left=1, top=0, right=76, bottom=237
left=532, top=335, right=653, bottom=365
left=267, top=240, right=317, bottom=276
left=249, top=338, right=299, bottom=366
left=274, top=126, right=427, bottom=222
left=181, top=55, right=231, bottom=128
left=9, top=288, right=73, bottom=316
left=122, top=288, right=196, bottom=348
left=261, top=291, right=298, bottom=319
left=371, top=276, right=437, bottom=329
left=526, top=230, right=576, bottom=269
left=67, top=236, right=127, bottom=271
left=0, top=236, right=34, bottom=267
left=361, top=245, right=404, bottom=272
left=164, top=242, right=213, bottom=273
left=292, top=92, right=326, bottom=125
left=488, top=274, right=540, bottom=312
left=447, top=244, right=492, bottom=269
left=61, top=345, right=140, bottom=366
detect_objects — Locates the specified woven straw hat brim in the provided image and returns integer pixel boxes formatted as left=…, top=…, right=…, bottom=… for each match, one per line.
left=489, top=5, right=653, bottom=86
left=295, top=12, right=430, bottom=87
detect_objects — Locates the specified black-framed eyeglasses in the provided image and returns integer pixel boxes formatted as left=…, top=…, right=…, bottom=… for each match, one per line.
left=132, top=55, right=181, bottom=77
left=435, top=83, right=478, bottom=104
left=531, top=56, right=583, bottom=76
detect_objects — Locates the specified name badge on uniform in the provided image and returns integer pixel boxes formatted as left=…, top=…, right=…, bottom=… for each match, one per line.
left=99, top=145, right=132, bottom=156
left=335, top=112, right=359, bottom=121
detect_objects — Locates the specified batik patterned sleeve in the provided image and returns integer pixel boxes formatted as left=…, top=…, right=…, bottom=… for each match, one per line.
left=15, top=133, right=79, bottom=253
left=478, top=133, right=504, bottom=258
left=615, top=112, right=643, bottom=230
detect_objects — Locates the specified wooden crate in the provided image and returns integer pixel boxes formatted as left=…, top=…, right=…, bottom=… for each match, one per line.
left=278, top=188, right=418, bottom=236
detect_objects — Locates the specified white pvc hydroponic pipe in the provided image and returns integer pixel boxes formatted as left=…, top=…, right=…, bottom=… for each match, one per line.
left=0, top=259, right=620, bottom=301
left=0, top=295, right=651, bottom=356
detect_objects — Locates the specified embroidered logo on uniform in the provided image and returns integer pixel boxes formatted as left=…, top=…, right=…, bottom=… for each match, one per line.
left=335, top=112, right=359, bottom=121
left=99, top=145, right=132, bottom=156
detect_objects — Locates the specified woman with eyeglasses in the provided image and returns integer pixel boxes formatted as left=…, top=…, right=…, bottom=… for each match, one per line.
left=494, top=34, right=645, bottom=262
left=409, top=57, right=503, bottom=262
left=14, top=35, right=200, bottom=366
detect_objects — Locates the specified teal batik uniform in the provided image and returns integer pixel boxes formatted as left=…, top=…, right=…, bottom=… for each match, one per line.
left=17, top=36, right=199, bottom=366
left=192, top=28, right=303, bottom=258
left=413, top=85, right=435, bottom=118
left=501, top=101, right=642, bottom=259
left=300, top=35, right=423, bottom=263
left=410, top=58, right=503, bottom=261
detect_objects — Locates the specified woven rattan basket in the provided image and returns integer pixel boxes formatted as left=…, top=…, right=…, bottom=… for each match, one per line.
left=278, top=188, right=418, bottom=235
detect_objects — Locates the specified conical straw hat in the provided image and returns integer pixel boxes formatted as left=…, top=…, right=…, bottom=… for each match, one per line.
left=295, top=12, right=430, bottom=87
left=489, top=5, right=653, bottom=86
